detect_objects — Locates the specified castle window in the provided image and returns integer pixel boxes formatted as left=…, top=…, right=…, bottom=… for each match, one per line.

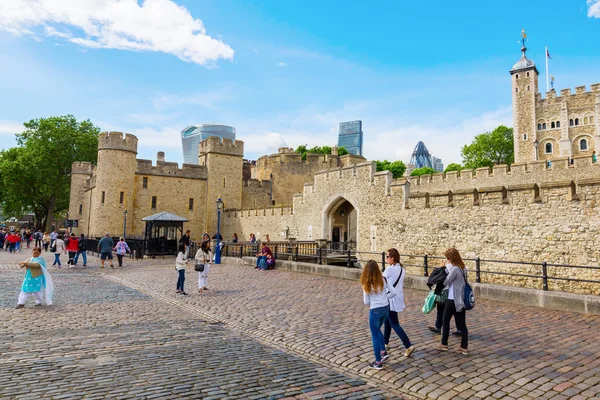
left=584, top=117, right=589, bottom=125
left=556, top=121, right=561, bottom=128
left=542, top=123, right=546, bottom=130
left=143, top=177, right=148, bottom=188
left=580, top=139, right=588, bottom=151
left=151, top=196, right=157, bottom=209
left=523, top=134, right=527, bottom=140
left=119, top=192, right=124, bottom=204
left=527, top=85, right=530, bottom=92
left=551, top=122, right=555, bottom=129
left=515, top=74, right=519, bottom=79
left=223, top=178, right=226, bottom=188
left=101, top=191, right=105, bottom=204
left=591, top=116, right=595, bottom=124
left=570, top=119, right=574, bottom=126
left=189, top=198, right=194, bottom=211
left=545, top=143, right=553, bottom=154
left=537, top=123, right=542, bottom=130
left=79, top=204, right=83, bottom=214
left=527, top=72, right=530, bottom=77
left=515, top=88, right=519, bottom=93
left=575, top=118, right=579, bottom=126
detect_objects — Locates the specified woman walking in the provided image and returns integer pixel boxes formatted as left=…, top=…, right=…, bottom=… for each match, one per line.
left=114, top=237, right=131, bottom=267
left=65, top=233, right=79, bottom=266
left=42, top=232, right=50, bottom=252
left=175, top=243, right=188, bottom=295
left=383, top=248, right=415, bottom=358
left=361, top=260, right=398, bottom=370
left=16, top=247, right=54, bottom=308
left=435, top=248, right=469, bottom=355
left=194, top=233, right=211, bottom=293
left=51, top=234, right=66, bottom=268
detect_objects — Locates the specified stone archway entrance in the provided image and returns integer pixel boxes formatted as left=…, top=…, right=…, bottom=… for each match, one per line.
left=323, top=197, right=358, bottom=250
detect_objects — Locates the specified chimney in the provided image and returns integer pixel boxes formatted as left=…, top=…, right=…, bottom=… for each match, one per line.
left=157, top=151, right=165, bottom=162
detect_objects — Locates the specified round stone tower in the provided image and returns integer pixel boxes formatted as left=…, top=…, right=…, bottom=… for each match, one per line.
left=88, top=132, right=138, bottom=237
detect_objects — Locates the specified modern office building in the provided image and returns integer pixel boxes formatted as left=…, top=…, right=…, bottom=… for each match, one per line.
left=337, top=120, right=363, bottom=156
left=409, top=141, right=444, bottom=172
left=181, top=124, right=236, bottom=164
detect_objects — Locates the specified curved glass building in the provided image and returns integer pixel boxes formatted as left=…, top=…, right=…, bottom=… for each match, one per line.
left=409, top=141, right=444, bottom=172
left=181, top=124, right=236, bottom=164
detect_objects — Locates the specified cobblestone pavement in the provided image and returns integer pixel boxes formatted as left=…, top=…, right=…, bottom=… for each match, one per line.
left=3, top=249, right=600, bottom=399
left=0, top=250, right=400, bottom=399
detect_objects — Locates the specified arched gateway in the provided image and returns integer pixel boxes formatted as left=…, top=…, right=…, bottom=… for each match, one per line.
left=322, top=196, right=359, bottom=250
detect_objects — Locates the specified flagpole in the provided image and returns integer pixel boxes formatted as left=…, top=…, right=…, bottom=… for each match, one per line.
left=545, top=46, right=549, bottom=93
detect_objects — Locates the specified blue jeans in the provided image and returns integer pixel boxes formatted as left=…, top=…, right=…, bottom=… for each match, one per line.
left=53, top=253, right=61, bottom=266
left=384, top=310, right=412, bottom=348
left=256, top=256, right=265, bottom=268
left=176, top=269, right=185, bottom=292
left=369, top=305, right=389, bottom=362
left=74, top=251, right=87, bottom=265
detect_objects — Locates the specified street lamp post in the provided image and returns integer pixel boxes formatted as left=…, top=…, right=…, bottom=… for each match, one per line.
left=123, top=209, right=128, bottom=238
left=215, top=197, right=224, bottom=264
left=269, top=173, right=273, bottom=205
left=533, top=140, right=540, bottom=161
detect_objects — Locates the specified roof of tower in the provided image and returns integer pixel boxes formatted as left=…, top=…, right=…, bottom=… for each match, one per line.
left=510, top=46, right=538, bottom=74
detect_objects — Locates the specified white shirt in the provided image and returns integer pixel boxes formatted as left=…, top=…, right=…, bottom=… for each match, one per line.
left=363, top=278, right=398, bottom=309
left=446, top=264, right=455, bottom=300
left=176, top=252, right=187, bottom=270
left=382, top=263, right=406, bottom=312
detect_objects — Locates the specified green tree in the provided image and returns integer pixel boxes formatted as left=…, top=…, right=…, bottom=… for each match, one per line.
left=375, top=160, right=406, bottom=179
left=295, top=145, right=349, bottom=160
left=444, top=163, right=463, bottom=173
left=461, top=125, right=514, bottom=169
left=0, top=115, right=100, bottom=230
left=410, top=167, right=435, bottom=176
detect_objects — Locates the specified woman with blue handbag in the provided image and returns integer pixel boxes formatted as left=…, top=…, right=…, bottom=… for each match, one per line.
left=434, top=248, right=469, bottom=355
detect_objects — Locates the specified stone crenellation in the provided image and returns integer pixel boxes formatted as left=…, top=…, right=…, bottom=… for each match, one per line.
left=135, top=159, right=208, bottom=179
left=71, top=161, right=94, bottom=175
left=97, top=131, right=138, bottom=153
left=198, top=136, right=244, bottom=157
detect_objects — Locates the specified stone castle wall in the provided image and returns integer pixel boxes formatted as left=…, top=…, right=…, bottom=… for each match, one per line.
left=223, top=159, right=600, bottom=295
left=252, top=148, right=365, bottom=205
left=242, top=179, right=272, bottom=209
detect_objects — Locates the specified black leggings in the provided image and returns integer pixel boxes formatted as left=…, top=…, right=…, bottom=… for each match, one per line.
left=441, top=299, right=468, bottom=348
left=117, top=255, right=124, bottom=267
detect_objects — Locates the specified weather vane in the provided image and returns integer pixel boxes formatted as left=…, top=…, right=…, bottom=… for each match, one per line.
left=520, top=29, right=527, bottom=47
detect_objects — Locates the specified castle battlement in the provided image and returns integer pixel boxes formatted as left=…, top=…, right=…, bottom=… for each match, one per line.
left=71, top=161, right=93, bottom=175
left=226, top=205, right=294, bottom=218
left=243, top=179, right=271, bottom=188
left=136, top=159, right=208, bottom=179
left=98, top=131, right=138, bottom=153
left=198, top=136, right=244, bottom=156
left=405, top=157, right=599, bottom=194
left=538, top=83, right=600, bottom=102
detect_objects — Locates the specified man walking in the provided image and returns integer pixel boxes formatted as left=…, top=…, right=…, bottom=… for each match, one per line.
left=74, top=234, right=87, bottom=267
left=97, top=233, right=114, bottom=269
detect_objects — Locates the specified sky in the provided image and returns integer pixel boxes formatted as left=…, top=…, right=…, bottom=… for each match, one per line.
left=0, top=0, right=599, bottom=166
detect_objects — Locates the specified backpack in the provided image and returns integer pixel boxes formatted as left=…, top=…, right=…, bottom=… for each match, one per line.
left=462, top=270, right=475, bottom=310
left=50, top=242, right=57, bottom=253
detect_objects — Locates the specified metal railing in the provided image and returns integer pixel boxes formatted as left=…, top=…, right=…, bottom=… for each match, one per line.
left=222, top=241, right=600, bottom=292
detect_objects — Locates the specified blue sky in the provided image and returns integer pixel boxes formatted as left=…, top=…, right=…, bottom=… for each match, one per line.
left=1, top=0, right=599, bottom=166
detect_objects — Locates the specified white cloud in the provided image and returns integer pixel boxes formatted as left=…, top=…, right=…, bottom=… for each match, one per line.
left=589, top=0, right=600, bottom=17
left=0, top=0, right=234, bottom=66
left=277, top=62, right=288, bottom=67
left=0, top=120, right=23, bottom=136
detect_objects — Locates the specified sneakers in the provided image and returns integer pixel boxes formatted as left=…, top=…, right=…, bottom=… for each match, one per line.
left=180, top=292, right=188, bottom=296
left=380, top=350, right=390, bottom=362
left=434, top=343, right=448, bottom=351
left=15, top=304, right=25, bottom=309
left=457, top=347, right=469, bottom=355
left=368, top=361, right=383, bottom=370
left=34, top=303, right=42, bottom=307
left=404, top=345, right=415, bottom=357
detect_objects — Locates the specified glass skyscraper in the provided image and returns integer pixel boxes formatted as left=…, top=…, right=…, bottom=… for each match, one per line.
left=409, top=141, right=444, bottom=172
left=181, top=124, right=236, bottom=165
left=337, top=120, right=363, bottom=156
